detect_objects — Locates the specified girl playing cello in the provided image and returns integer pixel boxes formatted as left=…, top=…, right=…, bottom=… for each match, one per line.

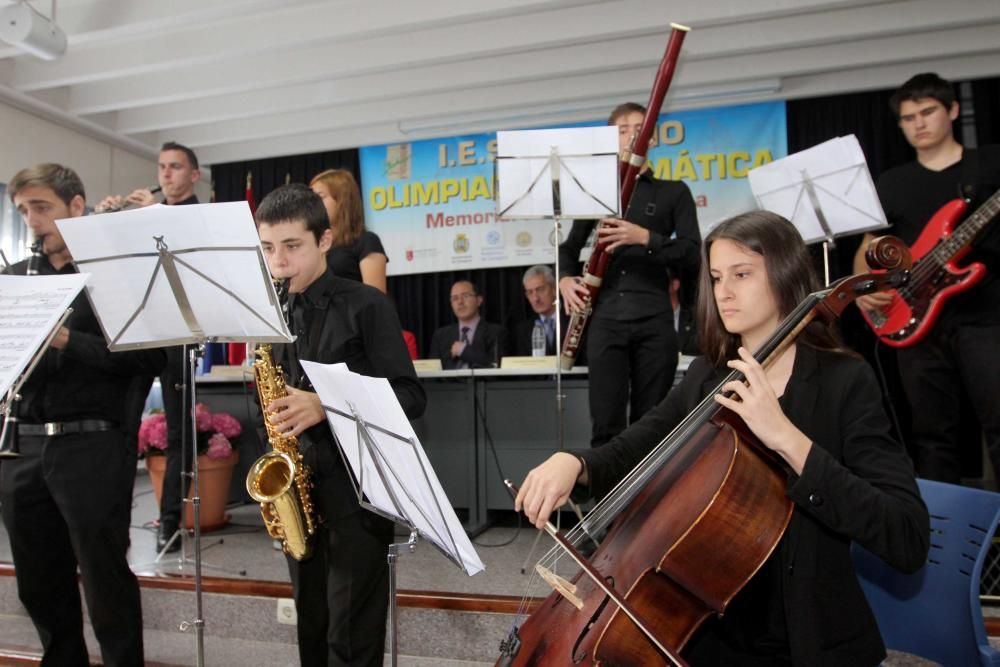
left=516, top=210, right=929, bottom=665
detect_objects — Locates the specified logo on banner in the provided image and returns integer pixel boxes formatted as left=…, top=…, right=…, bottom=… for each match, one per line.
left=485, top=230, right=502, bottom=248
left=548, top=228, right=564, bottom=246
left=516, top=231, right=532, bottom=247
left=405, top=248, right=414, bottom=261
left=453, top=234, right=470, bottom=254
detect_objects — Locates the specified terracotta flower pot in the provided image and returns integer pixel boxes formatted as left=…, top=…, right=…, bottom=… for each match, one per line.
left=146, top=451, right=240, bottom=531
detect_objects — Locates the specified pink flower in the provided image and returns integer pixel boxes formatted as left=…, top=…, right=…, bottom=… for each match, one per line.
left=138, top=413, right=168, bottom=455
left=194, top=403, right=213, bottom=432
left=211, top=412, right=242, bottom=439
left=205, top=432, right=232, bottom=460
left=135, top=406, right=241, bottom=459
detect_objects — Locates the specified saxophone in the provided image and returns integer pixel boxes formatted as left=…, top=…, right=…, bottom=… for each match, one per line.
left=246, top=343, right=318, bottom=560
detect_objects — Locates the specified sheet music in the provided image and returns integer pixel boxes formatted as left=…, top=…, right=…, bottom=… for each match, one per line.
left=0, top=274, right=88, bottom=398
left=496, top=127, right=619, bottom=219
left=747, top=135, right=888, bottom=243
left=302, top=360, right=485, bottom=576
left=54, top=201, right=291, bottom=348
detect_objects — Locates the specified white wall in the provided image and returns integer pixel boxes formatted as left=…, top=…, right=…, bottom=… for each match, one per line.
left=0, top=101, right=154, bottom=202
left=0, top=101, right=211, bottom=204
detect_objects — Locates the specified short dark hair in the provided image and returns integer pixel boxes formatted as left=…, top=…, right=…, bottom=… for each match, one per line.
left=8, top=163, right=85, bottom=205
left=452, top=279, right=480, bottom=296
left=255, top=184, right=330, bottom=243
left=160, top=141, right=200, bottom=170
left=608, top=102, right=646, bottom=125
left=889, top=73, right=956, bottom=119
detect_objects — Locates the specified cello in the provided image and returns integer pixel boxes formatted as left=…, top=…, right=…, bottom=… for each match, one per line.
left=499, top=236, right=912, bottom=666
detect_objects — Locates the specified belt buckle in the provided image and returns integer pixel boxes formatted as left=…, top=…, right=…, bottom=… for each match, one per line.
left=44, top=422, right=63, bottom=436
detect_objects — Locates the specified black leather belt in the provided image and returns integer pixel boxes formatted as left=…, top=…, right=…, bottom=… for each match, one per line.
left=18, top=420, right=119, bottom=437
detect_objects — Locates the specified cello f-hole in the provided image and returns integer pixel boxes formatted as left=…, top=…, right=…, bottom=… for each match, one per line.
left=571, top=577, right=616, bottom=663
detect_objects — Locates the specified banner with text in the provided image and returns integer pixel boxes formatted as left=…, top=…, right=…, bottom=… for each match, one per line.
left=361, top=101, right=787, bottom=276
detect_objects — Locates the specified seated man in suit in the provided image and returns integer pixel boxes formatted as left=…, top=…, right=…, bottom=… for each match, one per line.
left=513, top=265, right=561, bottom=356
left=429, top=279, right=506, bottom=369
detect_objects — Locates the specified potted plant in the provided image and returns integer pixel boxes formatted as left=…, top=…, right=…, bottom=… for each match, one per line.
left=138, top=403, right=242, bottom=531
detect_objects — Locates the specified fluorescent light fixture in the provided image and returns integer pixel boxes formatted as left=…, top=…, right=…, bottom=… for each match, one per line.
left=672, top=77, right=782, bottom=103
left=0, top=2, right=67, bottom=61
left=396, top=78, right=783, bottom=136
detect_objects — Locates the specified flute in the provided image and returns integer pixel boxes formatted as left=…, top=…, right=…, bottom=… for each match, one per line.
left=97, top=185, right=162, bottom=213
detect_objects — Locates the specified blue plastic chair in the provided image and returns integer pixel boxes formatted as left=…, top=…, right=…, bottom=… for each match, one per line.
left=852, top=478, right=1000, bottom=667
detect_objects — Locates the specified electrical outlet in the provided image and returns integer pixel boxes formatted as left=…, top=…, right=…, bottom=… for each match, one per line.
left=276, top=598, right=297, bottom=625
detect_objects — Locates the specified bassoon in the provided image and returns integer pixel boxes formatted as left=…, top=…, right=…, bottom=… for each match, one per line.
left=559, top=23, right=689, bottom=370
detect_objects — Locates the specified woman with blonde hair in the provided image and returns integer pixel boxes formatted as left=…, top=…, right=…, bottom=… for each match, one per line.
left=310, top=168, right=388, bottom=293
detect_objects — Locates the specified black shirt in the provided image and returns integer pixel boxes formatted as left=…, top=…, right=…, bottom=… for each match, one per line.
left=877, top=145, right=1000, bottom=325
left=167, top=194, right=199, bottom=206
left=327, top=231, right=387, bottom=284
left=3, top=256, right=167, bottom=424
left=277, top=268, right=424, bottom=419
left=558, top=172, right=700, bottom=321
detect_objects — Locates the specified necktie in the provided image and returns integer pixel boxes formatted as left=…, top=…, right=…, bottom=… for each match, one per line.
left=460, top=326, right=471, bottom=345
left=544, top=317, right=555, bottom=347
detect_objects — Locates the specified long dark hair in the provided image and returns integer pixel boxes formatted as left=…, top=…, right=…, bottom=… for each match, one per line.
left=696, top=210, right=843, bottom=366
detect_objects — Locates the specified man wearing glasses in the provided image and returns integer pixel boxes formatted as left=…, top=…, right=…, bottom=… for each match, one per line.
left=428, top=279, right=507, bottom=369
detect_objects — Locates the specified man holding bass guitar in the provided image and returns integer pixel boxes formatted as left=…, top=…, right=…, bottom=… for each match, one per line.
left=853, top=72, right=1000, bottom=485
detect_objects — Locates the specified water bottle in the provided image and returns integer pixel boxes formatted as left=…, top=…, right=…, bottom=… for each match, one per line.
left=531, top=320, right=546, bottom=357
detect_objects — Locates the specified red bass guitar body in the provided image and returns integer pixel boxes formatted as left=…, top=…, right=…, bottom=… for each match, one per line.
left=861, top=197, right=990, bottom=347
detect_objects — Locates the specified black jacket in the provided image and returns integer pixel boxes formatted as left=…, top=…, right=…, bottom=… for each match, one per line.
left=578, top=345, right=929, bottom=666
left=559, top=172, right=700, bottom=322
left=428, top=320, right=506, bottom=369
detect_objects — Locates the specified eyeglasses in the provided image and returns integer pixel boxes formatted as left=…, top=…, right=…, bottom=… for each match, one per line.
left=450, top=292, right=478, bottom=303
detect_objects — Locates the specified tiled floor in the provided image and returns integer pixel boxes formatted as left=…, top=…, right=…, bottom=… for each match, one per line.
left=2, top=464, right=998, bottom=666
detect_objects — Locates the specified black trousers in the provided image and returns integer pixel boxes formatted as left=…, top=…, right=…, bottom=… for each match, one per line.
left=286, top=507, right=393, bottom=667
left=0, top=431, right=143, bottom=666
left=159, top=346, right=190, bottom=527
left=897, top=319, right=1000, bottom=484
left=586, top=312, right=678, bottom=447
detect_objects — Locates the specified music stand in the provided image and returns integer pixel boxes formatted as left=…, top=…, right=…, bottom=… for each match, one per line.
left=55, top=201, right=293, bottom=667
left=494, top=126, right=619, bottom=569
left=747, top=135, right=889, bottom=284
left=301, top=360, right=484, bottom=667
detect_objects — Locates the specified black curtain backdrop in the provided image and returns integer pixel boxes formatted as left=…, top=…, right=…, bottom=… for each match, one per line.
left=972, top=77, right=1000, bottom=146
left=210, top=76, right=1000, bottom=366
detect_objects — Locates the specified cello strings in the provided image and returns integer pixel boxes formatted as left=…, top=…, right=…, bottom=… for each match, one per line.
left=537, top=292, right=824, bottom=573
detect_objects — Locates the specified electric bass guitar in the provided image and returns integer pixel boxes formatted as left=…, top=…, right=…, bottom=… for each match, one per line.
left=861, top=186, right=1000, bottom=347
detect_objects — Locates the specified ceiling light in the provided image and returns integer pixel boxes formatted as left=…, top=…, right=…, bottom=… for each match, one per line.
left=0, top=2, right=67, bottom=61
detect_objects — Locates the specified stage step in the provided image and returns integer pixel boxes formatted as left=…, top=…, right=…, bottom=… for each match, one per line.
left=0, top=569, right=508, bottom=665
